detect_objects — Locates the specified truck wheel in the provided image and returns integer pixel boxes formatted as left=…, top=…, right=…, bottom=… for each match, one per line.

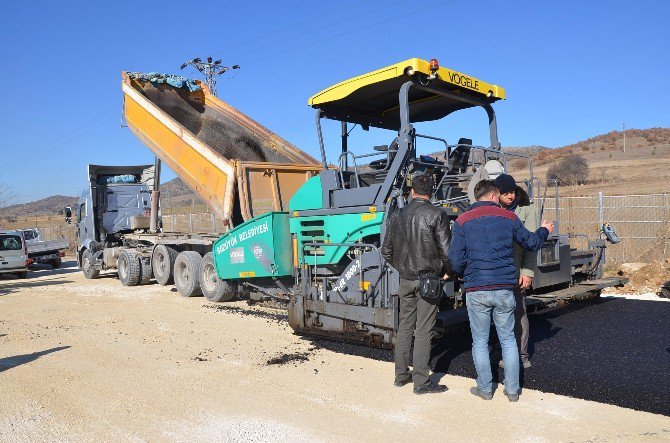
left=118, top=250, right=141, bottom=286
left=16, top=271, right=28, bottom=279
left=152, top=245, right=178, bottom=285
left=139, top=257, right=153, bottom=285
left=81, top=250, right=100, bottom=279
left=200, top=252, right=237, bottom=302
left=174, top=251, right=202, bottom=297
left=51, top=257, right=62, bottom=269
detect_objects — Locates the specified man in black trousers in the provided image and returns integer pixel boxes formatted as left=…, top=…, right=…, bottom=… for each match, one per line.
left=382, top=174, right=451, bottom=394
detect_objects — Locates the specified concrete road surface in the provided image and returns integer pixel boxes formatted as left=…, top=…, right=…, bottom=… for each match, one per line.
left=0, top=261, right=668, bottom=442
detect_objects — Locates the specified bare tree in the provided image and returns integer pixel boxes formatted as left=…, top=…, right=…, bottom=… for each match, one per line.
left=547, top=155, right=590, bottom=186
left=0, top=182, right=15, bottom=209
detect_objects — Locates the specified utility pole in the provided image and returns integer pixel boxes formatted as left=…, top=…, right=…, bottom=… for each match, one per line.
left=623, top=123, right=626, bottom=153
left=180, top=57, right=239, bottom=97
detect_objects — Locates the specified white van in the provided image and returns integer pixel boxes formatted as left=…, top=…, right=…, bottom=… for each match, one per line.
left=0, top=230, right=28, bottom=279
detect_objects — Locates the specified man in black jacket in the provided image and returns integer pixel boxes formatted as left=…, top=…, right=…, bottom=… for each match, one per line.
left=382, top=174, right=451, bottom=394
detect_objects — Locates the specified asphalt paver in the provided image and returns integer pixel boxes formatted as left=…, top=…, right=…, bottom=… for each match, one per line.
left=430, top=297, right=670, bottom=416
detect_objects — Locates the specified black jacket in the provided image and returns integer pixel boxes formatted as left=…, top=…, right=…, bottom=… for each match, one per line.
left=382, top=197, right=451, bottom=280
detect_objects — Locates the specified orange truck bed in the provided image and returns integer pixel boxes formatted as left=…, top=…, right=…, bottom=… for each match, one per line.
left=121, top=72, right=320, bottom=226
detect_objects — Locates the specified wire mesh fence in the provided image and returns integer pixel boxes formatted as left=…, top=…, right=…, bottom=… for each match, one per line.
left=28, top=224, right=78, bottom=253
left=22, top=191, right=670, bottom=265
left=541, top=193, right=670, bottom=265
left=159, top=191, right=228, bottom=234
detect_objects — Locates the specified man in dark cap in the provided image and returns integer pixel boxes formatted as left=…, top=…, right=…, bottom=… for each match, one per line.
left=493, top=173, right=538, bottom=369
left=449, top=179, right=553, bottom=402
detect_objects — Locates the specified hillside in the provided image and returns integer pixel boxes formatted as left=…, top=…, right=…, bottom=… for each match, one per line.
left=159, top=177, right=206, bottom=210
left=0, top=195, right=79, bottom=219
left=3, top=128, right=669, bottom=219
left=508, top=127, right=670, bottom=196
left=0, top=178, right=205, bottom=219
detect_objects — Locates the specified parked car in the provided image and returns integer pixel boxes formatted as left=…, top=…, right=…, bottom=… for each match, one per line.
left=0, top=229, right=28, bottom=278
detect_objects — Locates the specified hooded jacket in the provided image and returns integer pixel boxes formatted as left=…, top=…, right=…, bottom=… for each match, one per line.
left=508, top=187, right=539, bottom=279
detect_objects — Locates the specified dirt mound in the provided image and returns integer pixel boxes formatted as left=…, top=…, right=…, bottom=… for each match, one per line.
left=614, top=259, right=670, bottom=295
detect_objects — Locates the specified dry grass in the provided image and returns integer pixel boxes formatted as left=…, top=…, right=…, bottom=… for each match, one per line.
left=512, top=142, right=670, bottom=197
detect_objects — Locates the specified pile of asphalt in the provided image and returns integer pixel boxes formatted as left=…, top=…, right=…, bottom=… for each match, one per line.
left=202, top=304, right=287, bottom=324
left=430, top=297, right=670, bottom=416
left=266, top=352, right=311, bottom=366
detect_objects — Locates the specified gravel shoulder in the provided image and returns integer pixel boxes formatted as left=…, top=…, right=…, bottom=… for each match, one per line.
left=0, top=261, right=668, bottom=442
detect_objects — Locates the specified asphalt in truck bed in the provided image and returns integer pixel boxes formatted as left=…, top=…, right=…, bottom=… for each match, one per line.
left=428, top=296, right=670, bottom=416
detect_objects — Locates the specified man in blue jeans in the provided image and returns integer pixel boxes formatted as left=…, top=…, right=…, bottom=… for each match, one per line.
left=449, top=180, right=554, bottom=402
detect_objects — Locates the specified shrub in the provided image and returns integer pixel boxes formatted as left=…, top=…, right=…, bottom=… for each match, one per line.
left=511, top=159, right=526, bottom=170
left=546, top=155, right=590, bottom=185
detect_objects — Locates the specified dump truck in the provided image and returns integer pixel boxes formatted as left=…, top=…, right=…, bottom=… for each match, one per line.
left=73, top=72, right=322, bottom=297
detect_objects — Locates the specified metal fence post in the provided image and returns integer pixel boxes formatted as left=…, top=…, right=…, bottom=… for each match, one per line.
left=598, top=192, right=604, bottom=230
left=188, top=197, right=193, bottom=233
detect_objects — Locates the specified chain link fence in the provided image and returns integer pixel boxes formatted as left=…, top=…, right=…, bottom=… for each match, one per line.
left=159, top=191, right=228, bottom=234
left=15, top=191, right=670, bottom=265
left=541, top=193, right=670, bottom=265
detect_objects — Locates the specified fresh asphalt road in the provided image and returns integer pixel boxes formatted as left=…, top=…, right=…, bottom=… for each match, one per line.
left=430, top=296, right=670, bottom=416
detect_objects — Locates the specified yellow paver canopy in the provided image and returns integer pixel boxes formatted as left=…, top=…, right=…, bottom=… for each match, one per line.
left=308, top=58, right=505, bottom=130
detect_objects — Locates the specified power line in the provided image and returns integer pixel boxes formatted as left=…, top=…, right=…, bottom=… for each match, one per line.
left=7, top=113, right=118, bottom=167
left=13, top=123, right=118, bottom=173
left=210, top=0, right=371, bottom=57
left=226, top=0, right=407, bottom=63
left=240, top=0, right=458, bottom=68
left=4, top=105, right=117, bottom=170
left=9, top=116, right=119, bottom=171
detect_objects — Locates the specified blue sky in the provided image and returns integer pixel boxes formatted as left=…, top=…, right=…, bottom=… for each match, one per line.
left=1, top=0, right=668, bottom=202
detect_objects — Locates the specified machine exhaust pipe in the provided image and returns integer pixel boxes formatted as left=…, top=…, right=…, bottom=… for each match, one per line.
left=150, top=157, right=161, bottom=233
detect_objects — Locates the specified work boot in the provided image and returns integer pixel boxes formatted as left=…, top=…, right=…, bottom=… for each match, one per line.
left=413, top=383, right=448, bottom=395
left=394, top=376, right=412, bottom=387
left=470, top=387, right=493, bottom=400
left=499, top=358, right=532, bottom=369
left=504, top=390, right=519, bottom=402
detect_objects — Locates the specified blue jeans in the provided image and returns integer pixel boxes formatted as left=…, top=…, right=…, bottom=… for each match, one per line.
left=466, top=289, right=520, bottom=394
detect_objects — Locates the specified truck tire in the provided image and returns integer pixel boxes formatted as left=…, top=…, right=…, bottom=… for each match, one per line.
left=81, top=250, right=100, bottom=279
left=51, top=257, right=62, bottom=269
left=200, top=252, right=237, bottom=302
left=174, top=251, right=202, bottom=297
left=152, top=245, right=178, bottom=285
left=16, top=271, right=28, bottom=279
left=139, top=256, right=153, bottom=285
left=118, top=250, right=141, bottom=286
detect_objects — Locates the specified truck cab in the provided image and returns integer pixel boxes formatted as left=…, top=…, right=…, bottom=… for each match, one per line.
left=76, top=164, right=155, bottom=276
